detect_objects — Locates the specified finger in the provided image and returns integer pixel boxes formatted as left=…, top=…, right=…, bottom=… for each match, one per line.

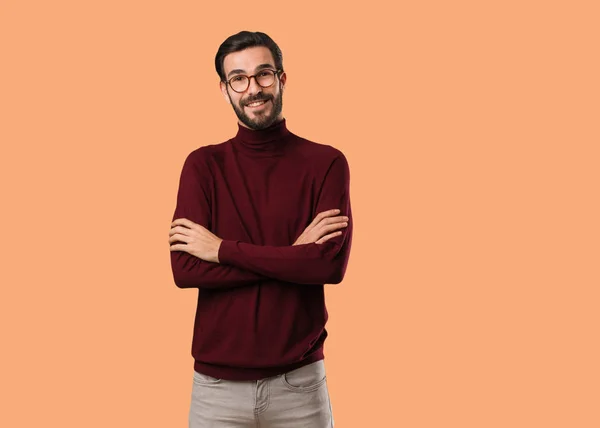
left=171, top=218, right=196, bottom=229
left=315, top=231, right=342, bottom=244
left=318, top=209, right=341, bottom=219
left=169, top=233, right=189, bottom=244
left=317, top=216, right=349, bottom=226
left=319, top=221, right=348, bottom=234
left=169, top=225, right=193, bottom=237
left=310, top=209, right=340, bottom=227
left=169, top=243, right=187, bottom=252
left=314, top=218, right=347, bottom=237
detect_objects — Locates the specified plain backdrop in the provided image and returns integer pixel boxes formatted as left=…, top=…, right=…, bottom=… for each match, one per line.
left=1, top=1, right=599, bottom=427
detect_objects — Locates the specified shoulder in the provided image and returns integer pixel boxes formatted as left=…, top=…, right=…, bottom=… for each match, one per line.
left=178, top=142, right=229, bottom=184
left=289, top=133, right=350, bottom=166
left=183, top=140, right=230, bottom=167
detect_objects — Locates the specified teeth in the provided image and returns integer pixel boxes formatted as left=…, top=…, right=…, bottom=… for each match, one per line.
left=247, top=100, right=266, bottom=107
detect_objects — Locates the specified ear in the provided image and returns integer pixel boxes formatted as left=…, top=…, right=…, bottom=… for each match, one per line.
left=219, top=81, right=231, bottom=104
left=279, top=72, right=287, bottom=92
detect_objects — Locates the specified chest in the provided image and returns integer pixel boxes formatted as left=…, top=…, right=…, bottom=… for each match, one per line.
left=210, top=156, right=318, bottom=246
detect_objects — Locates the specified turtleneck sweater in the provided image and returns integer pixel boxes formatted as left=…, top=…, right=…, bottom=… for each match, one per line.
left=170, top=117, right=353, bottom=380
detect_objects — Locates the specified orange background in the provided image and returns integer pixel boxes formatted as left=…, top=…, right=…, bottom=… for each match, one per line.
left=1, top=1, right=599, bottom=427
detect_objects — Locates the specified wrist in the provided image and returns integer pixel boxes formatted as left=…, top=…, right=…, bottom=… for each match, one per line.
left=216, top=239, right=223, bottom=263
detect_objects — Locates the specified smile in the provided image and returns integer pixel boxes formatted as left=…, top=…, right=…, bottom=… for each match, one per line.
left=246, top=99, right=269, bottom=108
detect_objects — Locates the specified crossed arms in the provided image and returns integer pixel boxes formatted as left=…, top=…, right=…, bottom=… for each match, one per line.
left=168, top=150, right=353, bottom=290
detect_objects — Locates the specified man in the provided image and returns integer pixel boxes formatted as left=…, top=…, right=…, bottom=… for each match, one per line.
left=168, top=30, right=353, bottom=427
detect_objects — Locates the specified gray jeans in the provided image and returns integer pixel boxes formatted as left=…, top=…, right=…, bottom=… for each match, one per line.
left=189, top=360, right=334, bottom=427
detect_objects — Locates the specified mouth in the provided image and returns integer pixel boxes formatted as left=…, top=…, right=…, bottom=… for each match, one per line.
left=245, top=99, right=270, bottom=109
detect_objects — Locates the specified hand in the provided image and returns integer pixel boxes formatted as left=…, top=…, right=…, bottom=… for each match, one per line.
left=293, top=209, right=349, bottom=246
left=169, top=218, right=223, bottom=263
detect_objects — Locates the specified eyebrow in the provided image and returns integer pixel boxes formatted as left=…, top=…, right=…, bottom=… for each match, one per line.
left=227, top=63, right=275, bottom=79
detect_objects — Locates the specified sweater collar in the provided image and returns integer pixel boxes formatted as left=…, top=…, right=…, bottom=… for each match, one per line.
left=232, top=117, right=291, bottom=157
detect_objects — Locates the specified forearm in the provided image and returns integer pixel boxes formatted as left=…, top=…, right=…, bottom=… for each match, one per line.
left=171, top=249, right=270, bottom=290
left=217, top=225, right=352, bottom=285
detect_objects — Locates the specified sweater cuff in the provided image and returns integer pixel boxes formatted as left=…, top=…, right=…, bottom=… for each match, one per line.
left=218, top=240, right=238, bottom=265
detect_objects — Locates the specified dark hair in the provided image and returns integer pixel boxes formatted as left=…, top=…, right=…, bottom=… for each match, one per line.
left=215, top=31, right=284, bottom=83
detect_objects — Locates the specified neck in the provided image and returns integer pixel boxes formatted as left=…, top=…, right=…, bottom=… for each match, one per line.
left=232, top=117, right=292, bottom=157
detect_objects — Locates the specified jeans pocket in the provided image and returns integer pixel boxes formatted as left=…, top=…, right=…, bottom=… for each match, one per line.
left=281, top=361, right=327, bottom=392
left=193, top=370, right=222, bottom=385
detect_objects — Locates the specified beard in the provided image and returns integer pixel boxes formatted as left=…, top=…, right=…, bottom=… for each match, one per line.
left=228, top=85, right=284, bottom=130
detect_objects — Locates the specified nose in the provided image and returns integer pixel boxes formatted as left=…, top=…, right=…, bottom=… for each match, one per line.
left=246, top=75, right=263, bottom=96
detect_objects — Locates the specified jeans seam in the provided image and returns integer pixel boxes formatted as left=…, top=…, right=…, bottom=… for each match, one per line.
left=254, top=380, right=260, bottom=424
left=254, top=379, right=270, bottom=415
left=280, top=373, right=327, bottom=392
left=328, top=386, right=334, bottom=427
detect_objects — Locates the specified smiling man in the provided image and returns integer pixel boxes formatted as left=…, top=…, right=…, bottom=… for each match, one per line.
left=168, top=30, right=353, bottom=427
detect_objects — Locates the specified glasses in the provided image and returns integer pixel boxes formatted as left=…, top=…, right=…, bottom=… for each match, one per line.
left=225, top=69, right=282, bottom=93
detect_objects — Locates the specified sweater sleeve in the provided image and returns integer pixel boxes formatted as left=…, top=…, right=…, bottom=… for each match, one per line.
left=170, top=150, right=270, bottom=290
left=218, top=152, right=353, bottom=285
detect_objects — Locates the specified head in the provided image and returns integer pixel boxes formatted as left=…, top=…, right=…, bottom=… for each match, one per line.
left=216, top=31, right=286, bottom=130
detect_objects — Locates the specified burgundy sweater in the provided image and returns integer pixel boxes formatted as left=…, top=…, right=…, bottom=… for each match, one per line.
left=170, top=117, right=353, bottom=380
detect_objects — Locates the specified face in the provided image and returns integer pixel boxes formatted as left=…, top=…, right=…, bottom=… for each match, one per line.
left=220, top=46, right=286, bottom=130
